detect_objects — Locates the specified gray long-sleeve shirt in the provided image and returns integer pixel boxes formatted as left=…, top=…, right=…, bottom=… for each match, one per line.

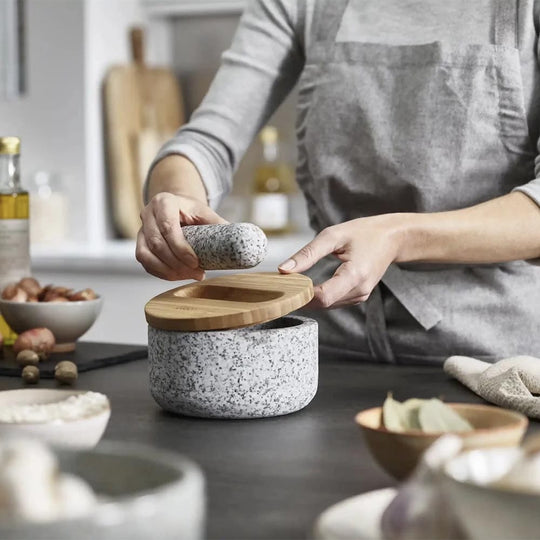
left=151, top=0, right=540, bottom=210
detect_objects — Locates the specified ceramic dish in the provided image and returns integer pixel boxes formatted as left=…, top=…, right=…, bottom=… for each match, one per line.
left=0, top=296, right=103, bottom=352
left=0, top=389, right=110, bottom=449
left=313, top=488, right=396, bottom=540
left=149, top=315, right=318, bottom=419
left=355, top=403, right=528, bottom=479
left=0, top=442, right=205, bottom=540
left=443, top=447, right=539, bottom=540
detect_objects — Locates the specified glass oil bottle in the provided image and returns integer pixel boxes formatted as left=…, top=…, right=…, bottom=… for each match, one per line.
left=0, top=136, right=30, bottom=345
left=251, top=126, right=295, bottom=235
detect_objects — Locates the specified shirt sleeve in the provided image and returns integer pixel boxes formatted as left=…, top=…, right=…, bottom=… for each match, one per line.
left=145, top=0, right=305, bottom=209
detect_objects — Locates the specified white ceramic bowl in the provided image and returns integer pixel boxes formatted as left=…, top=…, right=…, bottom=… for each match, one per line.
left=0, top=389, right=110, bottom=449
left=0, top=442, right=205, bottom=540
left=442, top=447, right=539, bottom=539
left=0, top=296, right=102, bottom=352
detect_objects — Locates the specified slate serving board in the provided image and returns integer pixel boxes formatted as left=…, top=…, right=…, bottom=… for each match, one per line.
left=0, top=342, right=147, bottom=378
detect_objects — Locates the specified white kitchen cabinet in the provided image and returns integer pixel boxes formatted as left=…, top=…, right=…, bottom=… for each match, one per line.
left=143, top=0, right=246, bottom=17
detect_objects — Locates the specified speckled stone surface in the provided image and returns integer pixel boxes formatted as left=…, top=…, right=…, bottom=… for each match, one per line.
left=148, top=316, right=318, bottom=419
left=182, top=223, right=267, bottom=270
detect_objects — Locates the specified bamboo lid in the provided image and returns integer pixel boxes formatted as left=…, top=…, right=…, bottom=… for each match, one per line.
left=145, top=272, right=313, bottom=332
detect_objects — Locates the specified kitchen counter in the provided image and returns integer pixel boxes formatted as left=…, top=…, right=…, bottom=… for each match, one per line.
left=0, top=350, right=537, bottom=539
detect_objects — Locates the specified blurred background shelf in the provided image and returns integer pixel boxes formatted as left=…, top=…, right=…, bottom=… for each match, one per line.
left=143, top=0, right=246, bottom=17
left=31, top=234, right=313, bottom=274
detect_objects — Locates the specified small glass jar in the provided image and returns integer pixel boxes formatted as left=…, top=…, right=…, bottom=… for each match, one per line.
left=29, top=171, right=68, bottom=245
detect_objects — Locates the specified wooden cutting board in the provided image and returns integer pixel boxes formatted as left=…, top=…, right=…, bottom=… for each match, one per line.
left=145, top=272, right=314, bottom=332
left=103, top=27, right=185, bottom=239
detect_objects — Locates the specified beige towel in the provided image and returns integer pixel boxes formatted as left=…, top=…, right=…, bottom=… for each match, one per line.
left=444, top=356, right=540, bottom=419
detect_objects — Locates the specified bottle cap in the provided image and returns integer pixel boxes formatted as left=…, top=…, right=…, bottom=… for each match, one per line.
left=259, top=126, right=278, bottom=145
left=0, top=137, right=21, bottom=155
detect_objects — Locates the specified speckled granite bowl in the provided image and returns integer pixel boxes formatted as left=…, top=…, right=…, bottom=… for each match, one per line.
left=148, top=315, right=318, bottom=419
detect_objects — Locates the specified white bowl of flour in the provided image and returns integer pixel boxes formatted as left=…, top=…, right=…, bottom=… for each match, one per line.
left=0, top=389, right=110, bottom=449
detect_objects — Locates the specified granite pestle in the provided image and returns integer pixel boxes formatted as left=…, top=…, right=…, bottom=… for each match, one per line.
left=182, top=223, right=267, bottom=270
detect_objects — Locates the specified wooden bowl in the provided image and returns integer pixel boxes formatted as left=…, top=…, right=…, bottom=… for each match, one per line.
left=355, top=403, right=528, bottom=480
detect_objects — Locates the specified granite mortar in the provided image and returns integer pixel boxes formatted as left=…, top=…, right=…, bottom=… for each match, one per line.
left=148, top=315, right=318, bottom=419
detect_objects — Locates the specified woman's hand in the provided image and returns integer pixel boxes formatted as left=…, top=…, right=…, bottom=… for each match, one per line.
left=136, top=155, right=227, bottom=281
left=278, top=216, right=402, bottom=308
left=136, top=192, right=227, bottom=281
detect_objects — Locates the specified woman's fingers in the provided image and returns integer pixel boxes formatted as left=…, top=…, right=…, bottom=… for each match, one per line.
left=309, top=261, right=365, bottom=308
left=139, top=192, right=230, bottom=282
left=141, top=211, right=196, bottom=272
left=327, top=293, right=371, bottom=309
left=144, top=195, right=200, bottom=269
left=278, top=229, right=339, bottom=274
left=308, top=286, right=370, bottom=309
left=135, top=230, right=205, bottom=281
left=181, top=203, right=229, bottom=226
left=278, top=217, right=399, bottom=309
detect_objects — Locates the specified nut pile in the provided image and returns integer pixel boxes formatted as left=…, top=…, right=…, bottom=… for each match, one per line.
left=18, top=351, right=78, bottom=386
left=10, top=328, right=77, bottom=385
left=1, top=277, right=97, bottom=303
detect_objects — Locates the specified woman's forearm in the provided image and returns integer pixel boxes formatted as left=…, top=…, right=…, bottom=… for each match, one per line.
left=278, top=192, right=540, bottom=309
left=394, top=192, right=540, bottom=264
left=146, top=155, right=208, bottom=204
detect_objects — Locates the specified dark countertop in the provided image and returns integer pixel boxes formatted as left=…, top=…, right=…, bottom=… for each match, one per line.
left=0, top=349, right=536, bottom=539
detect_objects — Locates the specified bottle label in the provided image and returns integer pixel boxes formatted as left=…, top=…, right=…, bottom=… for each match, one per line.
left=252, top=193, right=289, bottom=230
left=0, top=219, right=30, bottom=290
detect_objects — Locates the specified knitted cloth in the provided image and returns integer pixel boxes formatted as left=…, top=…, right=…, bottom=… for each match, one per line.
left=444, top=356, right=540, bottom=419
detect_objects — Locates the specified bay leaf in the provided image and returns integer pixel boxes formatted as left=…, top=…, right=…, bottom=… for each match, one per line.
left=402, top=398, right=424, bottom=430
left=382, top=393, right=409, bottom=432
left=418, top=399, right=474, bottom=433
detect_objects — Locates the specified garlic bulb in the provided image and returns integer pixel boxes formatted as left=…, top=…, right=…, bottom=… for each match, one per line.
left=0, top=439, right=97, bottom=523
left=381, top=435, right=466, bottom=540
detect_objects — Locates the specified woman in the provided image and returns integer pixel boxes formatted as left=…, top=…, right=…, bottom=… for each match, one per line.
left=137, top=0, right=540, bottom=364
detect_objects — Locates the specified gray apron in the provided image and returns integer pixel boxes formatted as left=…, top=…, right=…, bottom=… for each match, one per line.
left=296, top=0, right=540, bottom=364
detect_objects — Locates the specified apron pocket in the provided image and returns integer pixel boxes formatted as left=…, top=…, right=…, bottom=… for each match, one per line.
left=495, top=50, right=535, bottom=156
